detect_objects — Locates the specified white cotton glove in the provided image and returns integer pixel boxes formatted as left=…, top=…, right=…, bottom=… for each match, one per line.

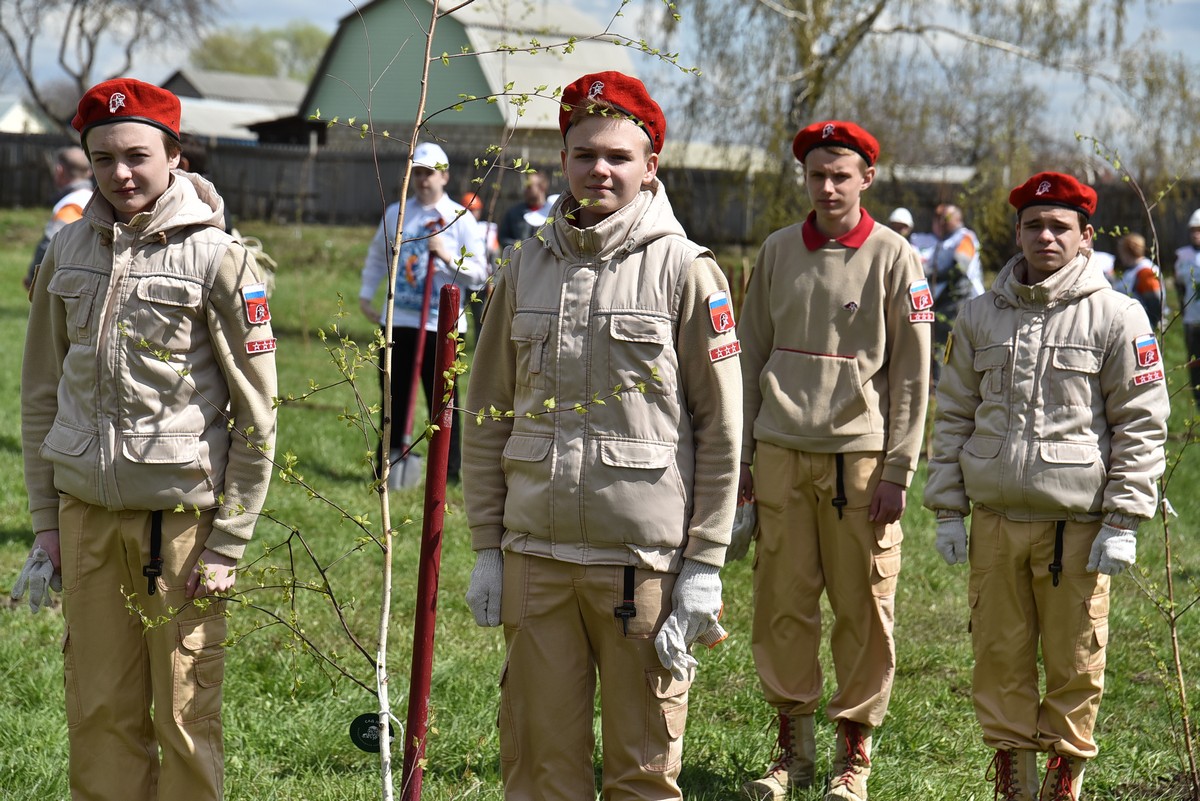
left=1087, top=524, right=1137, bottom=576
left=465, top=548, right=503, bottom=627
left=11, top=547, right=61, bottom=613
left=725, top=502, right=757, bottom=563
left=935, top=516, right=969, bottom=565
left=654, top=560, right=722, bottom=681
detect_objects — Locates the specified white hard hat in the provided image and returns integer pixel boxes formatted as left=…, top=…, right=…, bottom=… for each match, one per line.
left=888, top=207, right=914, bottom=228
left=1189, top=208, right=1200, bottom=229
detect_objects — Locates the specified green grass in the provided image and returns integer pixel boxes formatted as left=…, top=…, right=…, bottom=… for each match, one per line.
left=1, top=209, right=1199, bottom=800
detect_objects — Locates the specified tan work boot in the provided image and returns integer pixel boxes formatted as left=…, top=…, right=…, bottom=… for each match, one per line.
left=741, top=713, right=816, bottom=800
left=986, top=749, right=1040, bottom=801
left=1039, top=754, right=1085, bottom=801
left=824, top=720, right=872, bottom=801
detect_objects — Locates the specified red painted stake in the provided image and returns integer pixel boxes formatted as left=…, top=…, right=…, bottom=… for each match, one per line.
left=400, top=284, right=459, bottom=801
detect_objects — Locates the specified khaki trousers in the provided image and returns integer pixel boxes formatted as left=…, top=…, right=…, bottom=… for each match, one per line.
left=59, top=496, right=227, bottom=801
left=750, top=444, right=902, bottom=728
left=498, top=552, right=691, bottom=801
left=968, top=507, right=1109, bottom=759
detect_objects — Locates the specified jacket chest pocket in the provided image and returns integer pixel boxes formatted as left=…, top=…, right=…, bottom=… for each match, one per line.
left=510, top=312, right=552, bottom=390
left=134, top=277, right=203, bottom=353
left=1047, top=344, right=1102, bottom=407
left=608, top=313, right=675, bottom=396
left=47, top=269, right=101, bottom=345
left=973, top=344, right=1011, bottom=401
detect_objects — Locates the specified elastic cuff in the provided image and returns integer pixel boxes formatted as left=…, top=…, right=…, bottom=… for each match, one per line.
left=1103, top=512, right=1143, bottom=531
left=470, top=525, right=504, bottom=551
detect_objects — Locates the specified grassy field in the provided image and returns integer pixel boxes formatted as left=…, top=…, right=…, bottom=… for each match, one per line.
left=1, top=207, right=1199, bottom=800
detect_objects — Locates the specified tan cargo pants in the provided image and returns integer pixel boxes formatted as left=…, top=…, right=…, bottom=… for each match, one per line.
left=59, top=495, right=227, bottom=801
left=750, top=444, right=902, bottom=728
left=497, top=551, right=692, bottom=801
left=968, top=507, right=1109, bottom=759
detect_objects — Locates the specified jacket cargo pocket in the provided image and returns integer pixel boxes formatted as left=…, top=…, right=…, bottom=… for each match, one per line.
left=47, top=268, right=99, bottom=344
left=122, top=432, right=201, bottom=464
left=973, top=344, right=1011, bottom=400
left=1075, top=590, right=1110, bottom=673
left=960, top=435, right=1003, bottom=498
left=643, top=667, right=689, bottom=773
left=173, top=614, right=227, bottom=722
left=1048, top=344, right=1102, bottom=407
left=510, top=312, right=551, bottom=389
left=500, top=435, right=553, bottom=537
left=1032, top=441, right=1104, bottom=512
left=609, top=313, right=675, bottom=396
left=136, top=276, right=203, bottom=353
left=591, top=438, right=686, bottom=548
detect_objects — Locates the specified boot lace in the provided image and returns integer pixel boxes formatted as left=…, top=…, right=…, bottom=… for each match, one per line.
left=985, top=750, right=1017, bottom=801
left=1040, top=756, right=1077, bottom=801
left=832, top=721, right=870, bottom=787
left=767, top=713, right=795, bottom=771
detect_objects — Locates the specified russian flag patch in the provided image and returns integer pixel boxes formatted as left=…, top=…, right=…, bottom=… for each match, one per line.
left=909, top=279, right=934, bottom=311
left=242, top=282, right=271, bottom=324
left=708, top=291, right=736, bottom=333
left=1134, top=334, right=1160, bottom=368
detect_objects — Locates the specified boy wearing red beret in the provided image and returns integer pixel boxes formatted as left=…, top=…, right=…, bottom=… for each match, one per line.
left=738, top=121, right=931, bottom=801
left=924, top=172, right=1168, bottom=800
left=15, top=78, right=277, bottom=800
left=461, top=71, right=741, bottom=799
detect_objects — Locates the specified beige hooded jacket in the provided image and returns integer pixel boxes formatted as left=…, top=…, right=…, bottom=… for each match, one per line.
left=22, top=170, right=277, bottom=559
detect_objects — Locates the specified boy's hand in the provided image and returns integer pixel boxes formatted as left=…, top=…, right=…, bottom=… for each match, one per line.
left=935, top=517, right=968, bottom=565
left=1087, top=524, right=1136, bottom=575
left=186, top=549, right=237, bottom=598
left=869, top=480, right=906, bottom=523
left=12, top=541, right=62, bottom=613
left=737, top=463, right=754, bottom=505
left=654, top=560, right=721, bottom=681
left=465, top=548, right=503, bottom=626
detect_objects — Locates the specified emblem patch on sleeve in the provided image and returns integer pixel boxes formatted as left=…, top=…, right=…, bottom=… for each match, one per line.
left=246, top=338, right=277, bottom=354
left=242, top=282, right=271, bottom=324
left=1134, top=333, right=1160, bottom=367
left=709, top=340, right=741, bottom=362
left=909, top=279, right=934, bottom=311
left=707, top=291, right=736, bottom=333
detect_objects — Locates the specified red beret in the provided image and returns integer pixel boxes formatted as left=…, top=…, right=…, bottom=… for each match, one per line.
left=72, top=78, right=181, bottom=143
left=792, top=120, right=879, bottom=167
left=559, top=71, right=666, bottom=154
left=1009, top=171, right=1097, bottom=218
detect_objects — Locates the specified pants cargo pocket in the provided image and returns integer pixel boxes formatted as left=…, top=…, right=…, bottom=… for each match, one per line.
left=643, top=667, right=688, bottom=773
left=174, top=614, right=226, bottom=722
left=63, top=627, right=81, bottom=728
left=1075, top=591, right=1110, bottom=673
left=871, top=524, right=903, bottom=598
left=497, top=659, right=519, bottom=763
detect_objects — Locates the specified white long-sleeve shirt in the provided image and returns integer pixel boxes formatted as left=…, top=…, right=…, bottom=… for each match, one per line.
left=359, top=195, right=488, bottom=332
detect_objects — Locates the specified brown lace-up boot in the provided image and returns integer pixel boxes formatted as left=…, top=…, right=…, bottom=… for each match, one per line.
left=824, top=720, right=872, bottom=801
left=986, top=749, right=1040, bottom=801
left=741, top=713, right=816, bottom=800
left=1039, top=754, right=1085, bottom=801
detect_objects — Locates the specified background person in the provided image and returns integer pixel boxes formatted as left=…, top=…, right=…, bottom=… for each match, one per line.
left=460, top=190, right=498, bottom=344
left=1174, top=209, right=1200, bottom=410
left=738, top=121, right=930, bottom=801
left=358, top=141, right=488, bottom=486
left=23, top=146, right=93, bottom=291
left=17, top=77, right=278, bottom=801
left=462, top=70, right=741, bottom=801
left=497, top=169, right=550, bottom=251
left=924, top=172, right=1168, bottom=801
left=926, top=203, right=985, bottom=385
left=1114, top=232, right=1165, bottom=328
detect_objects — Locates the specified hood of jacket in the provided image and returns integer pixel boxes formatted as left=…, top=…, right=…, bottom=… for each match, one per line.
left=539, top=177, right=688, bottom=263
left=84, top=169, right=228, bottom=240
left=991, top=249, right=1112, bottom=309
